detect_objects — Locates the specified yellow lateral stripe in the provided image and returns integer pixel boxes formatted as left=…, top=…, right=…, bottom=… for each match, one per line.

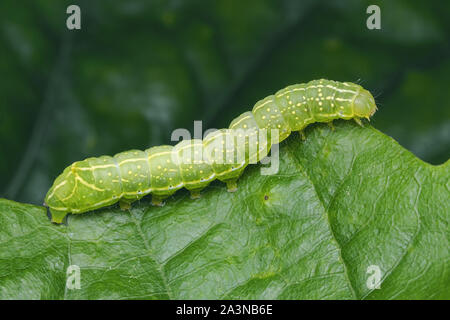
left=152, top=182, right=184, bottom=191
left=61, top=179, right=78, bottom=201
left=276, top=87, right=305, bottom=97
left=49, top=205, right=68, bottom=211
left=67, top=179, right=184, bottom=212
left=71, top=196, right=118, bottom=213
left=123, top=188, right=152, bottom=196
left=76, top=176, right=105, bottom=191
left=214, top=161, right=246, bottom=177
left=229, top=115, right=252, bottom=128
left=75, top=154, right=174, bottom=170
left=118, top=157, right=147, bottom=165
left=203, top=132, right=229, bottom=145
left=75, top=164, right=116, bottom=171
left=252, top=99, right=274, bottom=112
left=276, top=84, right=357, bottom=98
left=306, top=113, right=339, bottom=119
left=176, top=142, right=204, bottom=152
left=46, top=180, right=68, bottom=200
left=276, top=84, right=320, bottom=98
left=183, top=173, right=216, bottom=185
left=147, top=151, right=172, bottom=160
left=325, top=85, right=357, bottom=94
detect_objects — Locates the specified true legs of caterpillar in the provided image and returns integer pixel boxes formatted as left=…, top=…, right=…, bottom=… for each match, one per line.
left=45, top=79, right=377, bottom=223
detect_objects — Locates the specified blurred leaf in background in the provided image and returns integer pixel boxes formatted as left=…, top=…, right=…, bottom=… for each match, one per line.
left=0, top=0, right=449, bottom=205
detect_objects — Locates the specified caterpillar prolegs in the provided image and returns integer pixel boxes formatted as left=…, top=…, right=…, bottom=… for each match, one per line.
left=45, top=79, right=377, bottom=223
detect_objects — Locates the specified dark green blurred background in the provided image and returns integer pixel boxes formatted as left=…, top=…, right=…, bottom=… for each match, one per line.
left=1, top=0, right=449, bottom=205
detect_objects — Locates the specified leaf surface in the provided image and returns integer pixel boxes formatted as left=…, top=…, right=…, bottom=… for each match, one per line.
left=1, top=121, right=448, bottom=299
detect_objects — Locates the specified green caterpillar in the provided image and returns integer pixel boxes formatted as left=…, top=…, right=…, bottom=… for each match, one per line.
left=45, top=79, right=377, bottom=223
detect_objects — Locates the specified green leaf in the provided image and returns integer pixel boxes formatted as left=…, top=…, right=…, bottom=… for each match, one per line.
left=0, top=121, right=448, bottom=299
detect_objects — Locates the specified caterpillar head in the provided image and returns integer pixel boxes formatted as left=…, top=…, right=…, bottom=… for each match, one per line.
left=353, top=88, right=377, bottom=119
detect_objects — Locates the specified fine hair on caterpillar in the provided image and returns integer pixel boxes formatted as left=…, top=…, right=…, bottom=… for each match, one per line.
left=45, top=79, right=377, bottom=224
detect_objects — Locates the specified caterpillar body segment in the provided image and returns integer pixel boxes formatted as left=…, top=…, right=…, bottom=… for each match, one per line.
left=202, top=130, right=247, bottom=188
left=252, top=95, right=292, bottom=143
left=45, top=79, right=377, bottom=223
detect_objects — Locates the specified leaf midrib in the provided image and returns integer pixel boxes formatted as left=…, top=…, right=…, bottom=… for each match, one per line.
left=286, top=134, right=358, bottom=299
